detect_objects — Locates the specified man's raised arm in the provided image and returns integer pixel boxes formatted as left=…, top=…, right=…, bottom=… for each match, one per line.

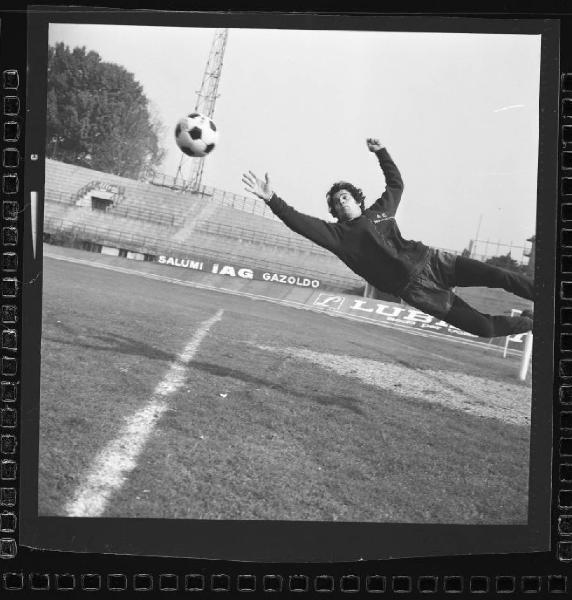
left=242, top=171, right=341, bottom=253
left=366, top=138, right=404, bottom=216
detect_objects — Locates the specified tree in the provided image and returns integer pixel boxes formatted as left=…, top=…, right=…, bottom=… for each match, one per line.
left=46, top=43, right=165, bottom=178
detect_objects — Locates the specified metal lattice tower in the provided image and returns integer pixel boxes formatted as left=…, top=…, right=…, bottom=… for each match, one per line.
left=175, top=28, right=228, bottom=191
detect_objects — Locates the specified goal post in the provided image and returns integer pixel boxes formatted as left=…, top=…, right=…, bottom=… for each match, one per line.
left=518, top=331, right=533, bottom=382
left=503, top=308, right=533, bottom=381
left=503, top=308, right=522, bottom=359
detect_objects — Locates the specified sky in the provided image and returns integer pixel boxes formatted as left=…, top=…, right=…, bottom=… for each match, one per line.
left=48, top=23, right=542, bottom=254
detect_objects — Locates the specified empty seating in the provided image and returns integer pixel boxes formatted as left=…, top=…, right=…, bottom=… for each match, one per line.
left=44, top=159, right=362, bottom=289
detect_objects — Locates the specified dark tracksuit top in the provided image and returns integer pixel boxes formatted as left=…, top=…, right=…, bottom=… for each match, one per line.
left=266, top=148, right=430, bottom=296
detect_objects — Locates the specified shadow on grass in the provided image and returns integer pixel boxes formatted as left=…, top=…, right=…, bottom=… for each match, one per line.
left=44, top=330, right=179, bottom=363
left=45, top=335, right=177, bottom=362
left=190, top=360, right=367, bottom=417
left=45, top=328, right=367, bottom=416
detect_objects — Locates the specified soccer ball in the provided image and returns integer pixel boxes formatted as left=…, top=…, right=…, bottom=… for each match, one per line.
left=174, top=112, right=219, bottom=157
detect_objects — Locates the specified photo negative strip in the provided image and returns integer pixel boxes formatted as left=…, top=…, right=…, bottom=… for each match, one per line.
left=17, top=9, right=559, bottom=563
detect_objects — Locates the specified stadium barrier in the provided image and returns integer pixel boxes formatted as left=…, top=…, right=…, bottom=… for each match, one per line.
left=43, top=217, right=364, bottom=292
left=503, top=310, right=533, bottom=381
left=503, top=309, right=527, bottom=358
left=309, top=291, right=531, bottom=353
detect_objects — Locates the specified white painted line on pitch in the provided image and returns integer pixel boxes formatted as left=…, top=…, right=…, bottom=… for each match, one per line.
left=31, top=192, right=38, bottom=259
left=64, top=309, right=224, bottom=518
left=44, top=251, right=523, bottom=357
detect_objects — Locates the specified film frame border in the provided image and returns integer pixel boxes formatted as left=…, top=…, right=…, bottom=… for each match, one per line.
left=0, top=5, right=23, bottom=567
left=559, top=73, right=572, bottom=563
left=19, top=6, right=556, bottom=564
left=1, top=4, right=569, bottom=595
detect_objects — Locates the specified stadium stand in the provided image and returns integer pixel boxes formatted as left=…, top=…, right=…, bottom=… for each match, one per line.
left=194, top=208, right=329, bottom=255
left=45, top=158, right=206, bottom=227
left=44, top=159, right=359, bottom=280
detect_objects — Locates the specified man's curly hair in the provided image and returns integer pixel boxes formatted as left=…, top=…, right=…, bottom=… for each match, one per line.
left=326, top=181, right=366, bottom=218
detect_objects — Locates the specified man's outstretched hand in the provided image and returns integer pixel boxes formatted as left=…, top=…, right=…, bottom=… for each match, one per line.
left=242, top=171, right=274, bottom=202
left=366, top=138, right=384, bottom=152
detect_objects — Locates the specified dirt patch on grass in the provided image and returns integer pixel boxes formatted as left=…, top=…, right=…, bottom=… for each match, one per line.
left=257, top=345, right=531, bottom=427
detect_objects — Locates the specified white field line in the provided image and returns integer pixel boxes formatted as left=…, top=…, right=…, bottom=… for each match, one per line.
left=64, top=309, right=224, bottom=517
left=44, top=251, right=523, bottom=357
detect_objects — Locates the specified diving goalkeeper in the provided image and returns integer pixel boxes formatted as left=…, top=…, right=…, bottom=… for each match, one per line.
left=242, top=138, right=533, bottom=338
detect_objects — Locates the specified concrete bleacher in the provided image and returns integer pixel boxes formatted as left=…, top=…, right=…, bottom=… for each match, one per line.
left=45, top=159, right=207, bottom=227
left=43, top=199, right=69, bottom=221
left=193, top=206, right=328, bottom=256
left=187, top=224, right=356, bottom=279
left=44, top=159, right=359, bottom=288
left=44, top=158, right=353, bottom=267
left=44, top=160, right=92, bottom=202
left=44, top=206, right=178, bottom=252
left=45, top=159, right=328, bottom=254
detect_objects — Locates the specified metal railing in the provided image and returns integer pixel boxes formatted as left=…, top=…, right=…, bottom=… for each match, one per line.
left=470, top=238, right=531, bottom=265
left=45, top=188, right=183, bottom=227
left=148, top=171, right=277, bottom=220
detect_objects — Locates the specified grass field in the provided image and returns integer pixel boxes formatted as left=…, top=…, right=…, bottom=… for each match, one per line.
left=39, top=250, right=531, bottom=523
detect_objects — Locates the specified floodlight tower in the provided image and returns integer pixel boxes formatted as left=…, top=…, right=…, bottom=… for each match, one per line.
left=175, top=28, right=228, bottom=191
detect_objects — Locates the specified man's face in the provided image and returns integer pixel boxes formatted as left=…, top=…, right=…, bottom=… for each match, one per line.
left=332, top=189, right=362, bottom=221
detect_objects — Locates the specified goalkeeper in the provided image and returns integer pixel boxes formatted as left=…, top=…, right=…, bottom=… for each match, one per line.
left=242, top=138, right=533, bottom=338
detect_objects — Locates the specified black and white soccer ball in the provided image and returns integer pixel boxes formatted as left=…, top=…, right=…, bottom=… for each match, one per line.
left=174, top=112, right=219, bottom=157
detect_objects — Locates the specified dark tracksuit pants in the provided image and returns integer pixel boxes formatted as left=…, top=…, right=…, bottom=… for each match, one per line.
left=401, top=250, right=534, bottom=338
left=447, top=256, right=533, bottom=337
